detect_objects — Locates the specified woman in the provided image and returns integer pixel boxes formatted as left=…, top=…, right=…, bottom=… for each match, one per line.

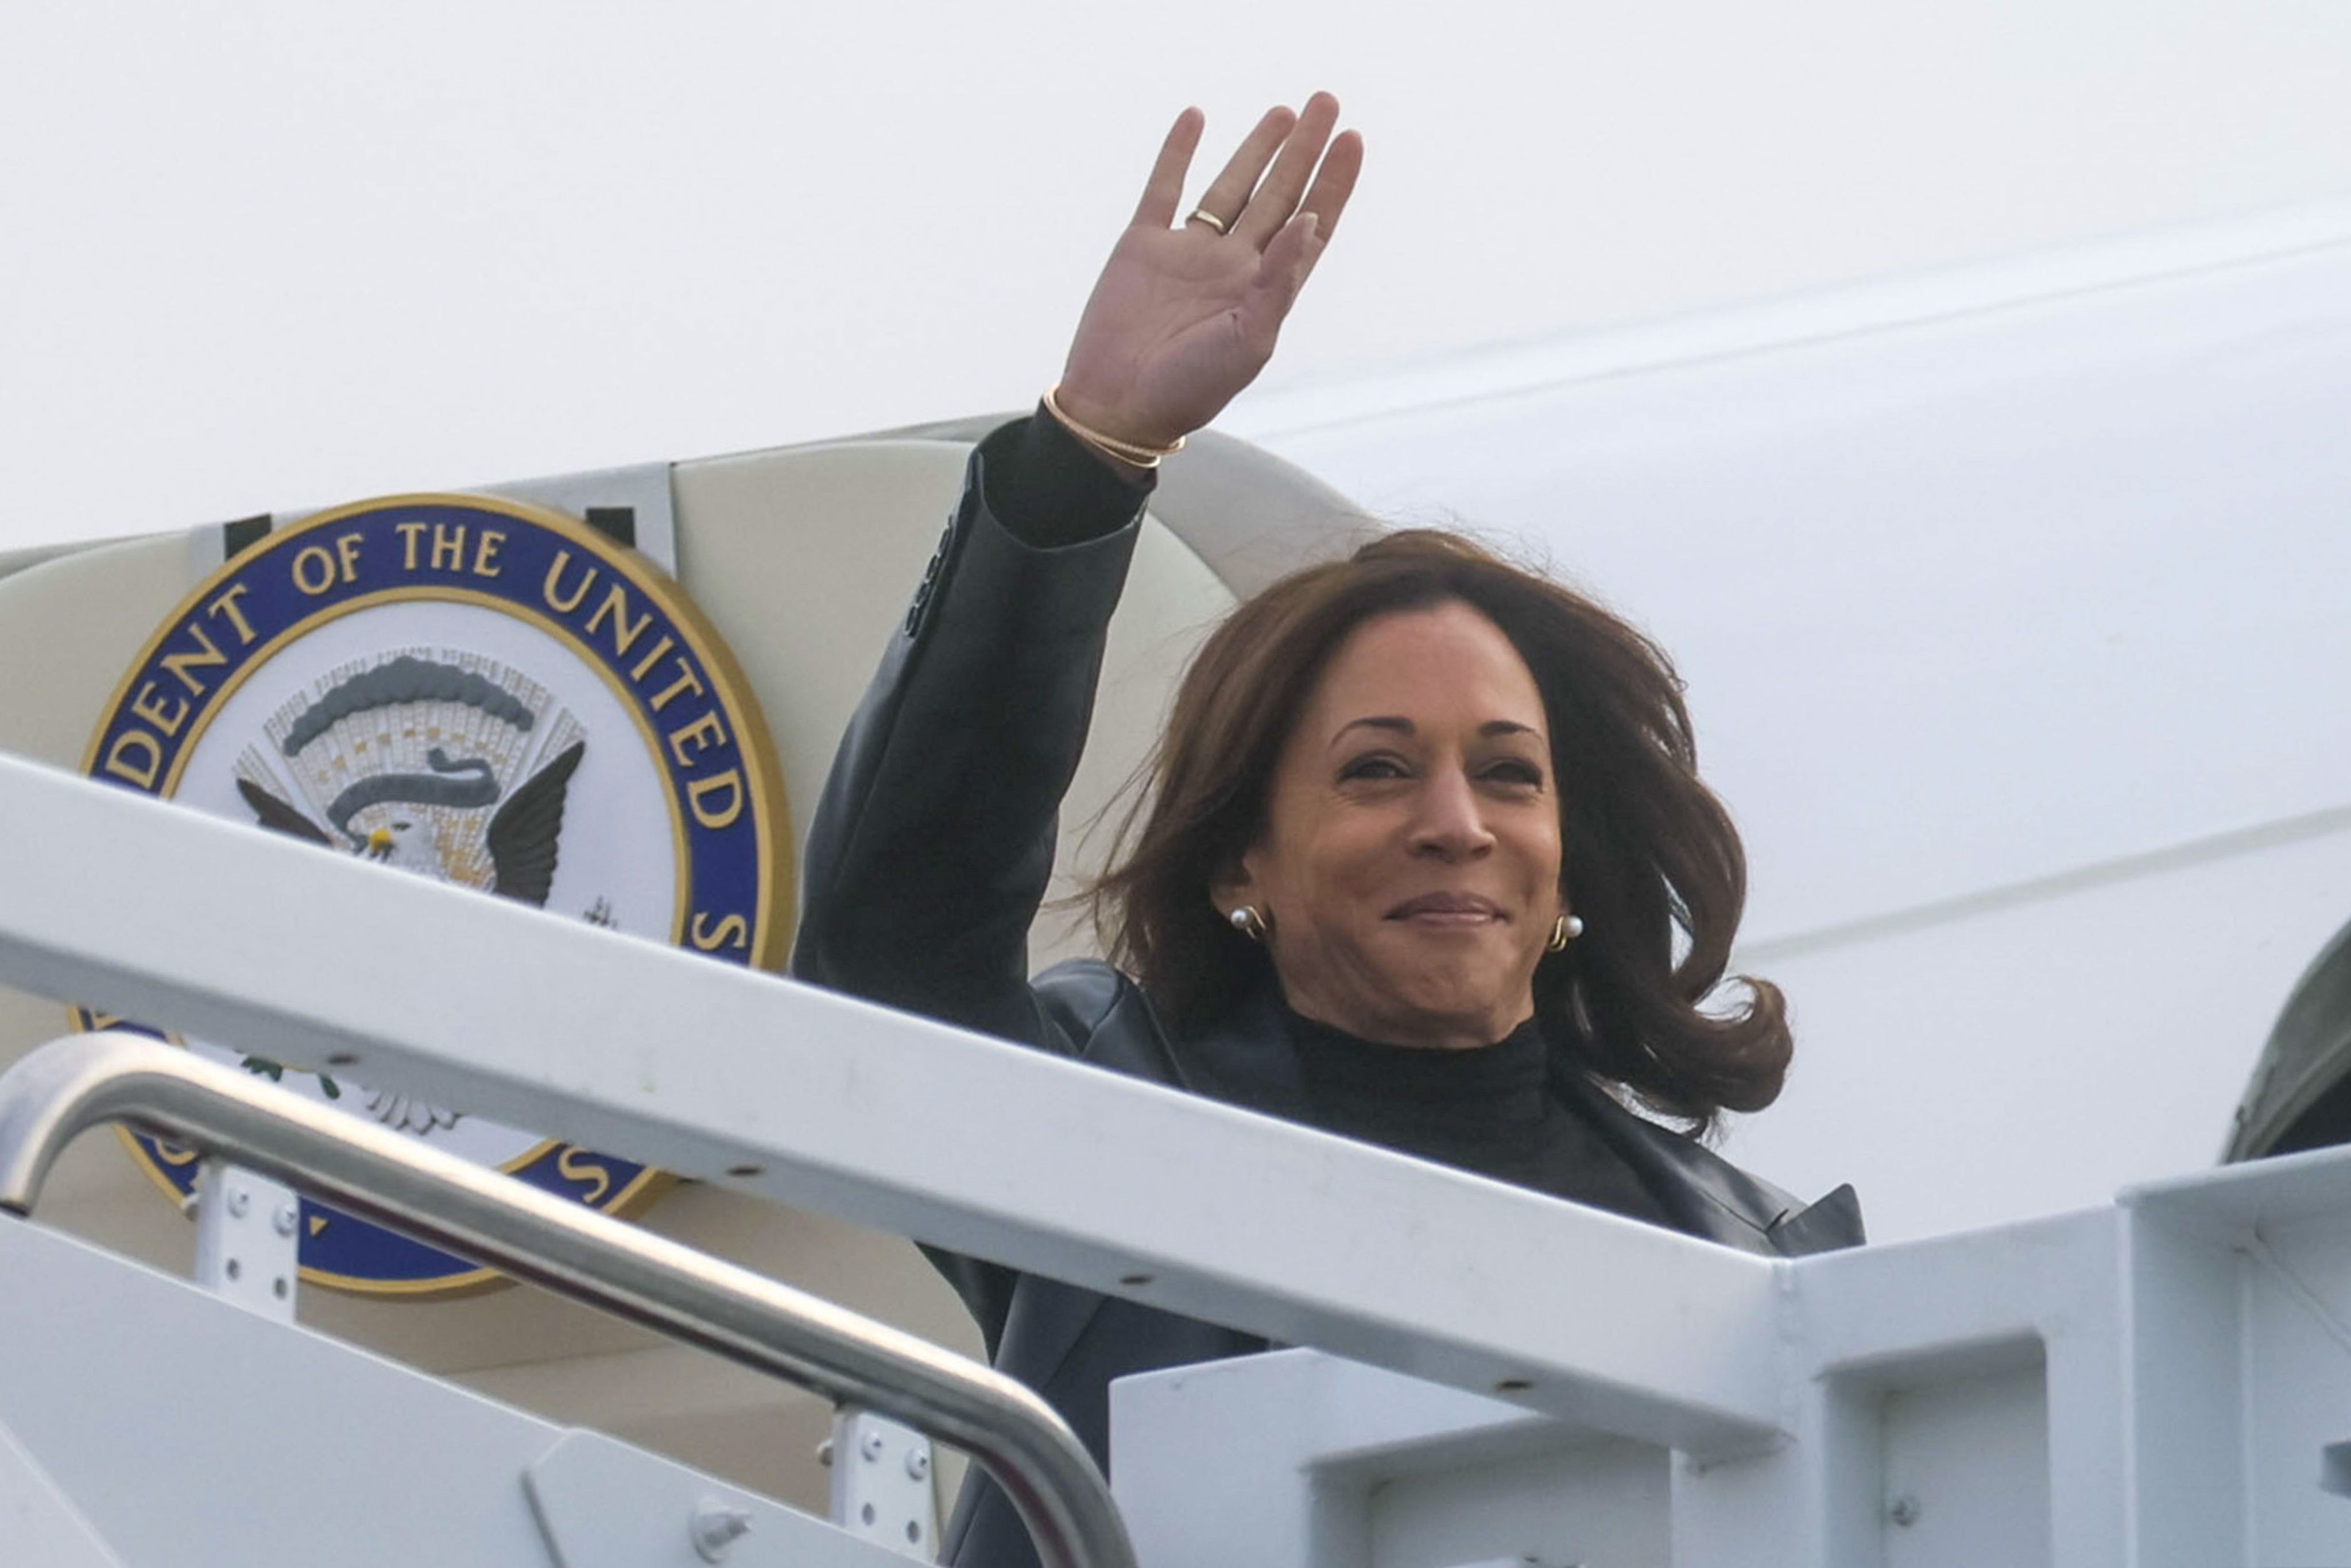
left=792, top=94, right=1861, bottom=1568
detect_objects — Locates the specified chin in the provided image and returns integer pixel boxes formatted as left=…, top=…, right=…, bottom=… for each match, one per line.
left=1378, top=971, right=1533, bottom=1039
left=1376, top=941, right=1531, bottom=1006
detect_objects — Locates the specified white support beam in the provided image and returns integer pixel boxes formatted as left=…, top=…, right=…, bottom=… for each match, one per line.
left=0, top=752, right=1786, bottom=1451
left=192, top=1161, right=300, bottom=1322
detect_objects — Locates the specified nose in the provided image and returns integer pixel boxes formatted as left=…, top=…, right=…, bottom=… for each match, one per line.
left=1409, top=762, right=1496, bottom=860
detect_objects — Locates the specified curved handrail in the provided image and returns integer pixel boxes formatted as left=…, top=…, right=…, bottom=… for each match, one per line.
left=0, top=1032, right=1136, bottom=1568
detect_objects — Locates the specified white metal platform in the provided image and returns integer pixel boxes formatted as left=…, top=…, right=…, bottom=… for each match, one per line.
left=5, top=750, right=2350, bottom=1567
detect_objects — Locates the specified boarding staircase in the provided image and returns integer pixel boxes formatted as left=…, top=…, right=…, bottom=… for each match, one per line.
left=3, top=748, right=2350, bottom=1568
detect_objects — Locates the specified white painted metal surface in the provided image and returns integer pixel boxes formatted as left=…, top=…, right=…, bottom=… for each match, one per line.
left=8, top=682, right=2351, bottom=1563
left=0, top=750, right=1789, bottom=1452
left=828, top=1410, right=941, bottom=1561
left=0, top=1215, right=979, bottom=1568
left=17, top=1072, right=2350, bottom=1567
left=0, top=1031, right=1131, bottom=1568
left=1111, top=1352, right=1664, bottom=1568
left=0, top=1416, right=125, bottom=1568
left=191, top=1160, right=299, bottom=1322
left=1113, top=1141, right=2351, bottom=1568
left=0, top=1216, right=560, bottom=1567
left=526, top=1429, right=911, bottom=1568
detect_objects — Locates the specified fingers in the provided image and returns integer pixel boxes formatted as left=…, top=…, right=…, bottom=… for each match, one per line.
left=1253, top=212, right=1324, bottom=314
left=1185, top=104, right=1297, bottom=234
left=1235, top=209, right=1324, bottom=356
left=1230, top=91, right=1342, bottom=248
left=1295, top=128, right=1364, bottom=247
left=1132, top=108, right=1206, bottom=228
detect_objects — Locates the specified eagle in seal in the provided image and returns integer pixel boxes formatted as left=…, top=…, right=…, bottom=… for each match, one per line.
left=235, top=740, right=586, bottom=906
left=228, top=653, right=592, bottom=1134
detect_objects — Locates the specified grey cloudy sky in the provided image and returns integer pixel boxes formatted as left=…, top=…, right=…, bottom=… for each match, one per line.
left=5, top=2, right=2351, bottom=551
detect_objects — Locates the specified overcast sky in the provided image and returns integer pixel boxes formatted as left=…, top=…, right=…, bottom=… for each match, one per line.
left=6, top=2, right=2351, bottom=551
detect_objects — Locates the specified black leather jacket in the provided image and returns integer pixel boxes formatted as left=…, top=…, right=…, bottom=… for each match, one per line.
left=791, top=424, right=1863, bottom=1568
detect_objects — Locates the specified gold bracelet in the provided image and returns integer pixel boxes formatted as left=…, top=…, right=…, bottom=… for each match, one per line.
left=1042, top=385, right=1187, bottom=469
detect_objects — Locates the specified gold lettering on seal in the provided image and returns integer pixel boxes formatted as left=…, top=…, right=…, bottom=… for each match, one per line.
left=628, top=634, right=676, bottom=683
left=556, top=1146, right=614, bottom=1205
left=586, top=584, right=652, bottom=658
left=648, top=659, right=706, bottom=714
left=543, top=550, right=597, bottom=614
left=161, top=622, right=230, bottom=696
left=667, top=711, right=728, bottom=767
left=686, top=770, right=743, bottom=829
left=206, top=583, right=258, bottom=645
left=129, top=681, right=189, bottom=738
left=102, top=729, right=164, bottom=789
left=690, top=912, right=750, bottom=952
left=290, top=545, right=338, bottom=596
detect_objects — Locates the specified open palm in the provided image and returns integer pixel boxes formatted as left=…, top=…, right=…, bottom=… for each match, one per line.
left=1056, top=94, right=1363, bottom=452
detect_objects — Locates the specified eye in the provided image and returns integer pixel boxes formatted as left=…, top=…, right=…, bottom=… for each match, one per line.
left=1479, top=758, right=1547, bottom=789
left=1338, top=751, right=1412, bottom=782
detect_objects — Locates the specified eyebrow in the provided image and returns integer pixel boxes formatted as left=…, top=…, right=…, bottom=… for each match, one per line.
left=1331, top=716, right=1544, bottom=746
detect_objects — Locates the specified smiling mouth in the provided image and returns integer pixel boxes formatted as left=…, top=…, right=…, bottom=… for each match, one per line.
left=1385, top=894, right=1506, bottom=923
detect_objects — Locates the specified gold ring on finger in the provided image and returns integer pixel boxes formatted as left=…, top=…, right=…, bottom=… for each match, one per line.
left=1184, top=208, right=1229, bottom=235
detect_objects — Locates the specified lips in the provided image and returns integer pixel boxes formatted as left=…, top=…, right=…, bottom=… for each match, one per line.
left=1385, top=892, right=1506, bottom=922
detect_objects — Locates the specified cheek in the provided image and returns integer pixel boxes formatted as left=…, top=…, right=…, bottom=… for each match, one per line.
left=1520, top=801, right=1565, bottom=887
left=1297, top=818, right=1398, bottom=903
left=1245, top=813, right=1390, bottom=923
left=1535, top=828, right=1564, bottom=895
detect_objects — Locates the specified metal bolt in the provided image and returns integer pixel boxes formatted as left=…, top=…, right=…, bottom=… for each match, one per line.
left=273, top=1202, right=299, bottom=1237
left=815, top=1437, right=835, bottom=1468
left=226, top=1186, right=250, bottom=1218
left=905, top=1447, right=931, bottom=1480
left=859, top=1430, right=887, bottom=1462
left=690, top=1500, right=753, bottom=1562
left=1887, top=1493, right=1922, bottom=1528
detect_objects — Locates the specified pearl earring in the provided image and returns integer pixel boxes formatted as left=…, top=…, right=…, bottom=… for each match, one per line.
left=1228, top=905, right=1271, bottom=944
left=1548, top=913, right=1586, bottom=952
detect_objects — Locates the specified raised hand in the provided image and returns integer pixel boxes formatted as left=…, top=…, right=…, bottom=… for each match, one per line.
left=1054, top=93, right=1362, bottom=456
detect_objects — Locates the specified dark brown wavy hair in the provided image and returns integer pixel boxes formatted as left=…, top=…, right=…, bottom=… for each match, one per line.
left=1090, top=529, right=1789, bottom=1133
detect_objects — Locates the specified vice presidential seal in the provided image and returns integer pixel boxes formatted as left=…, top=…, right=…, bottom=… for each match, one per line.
left=78, top=493, right=791, bottom=1295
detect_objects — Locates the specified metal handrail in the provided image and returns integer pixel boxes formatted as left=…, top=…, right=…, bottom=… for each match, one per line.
left=0, top=1032, right=1137, bottom=1568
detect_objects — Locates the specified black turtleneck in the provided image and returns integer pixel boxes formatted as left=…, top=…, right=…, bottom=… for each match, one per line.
left=1285, top=1008, right=1677, bottom=1230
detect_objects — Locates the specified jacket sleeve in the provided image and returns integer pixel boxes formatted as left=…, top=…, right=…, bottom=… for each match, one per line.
left=787, top=416, right=1146, bottom=1053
